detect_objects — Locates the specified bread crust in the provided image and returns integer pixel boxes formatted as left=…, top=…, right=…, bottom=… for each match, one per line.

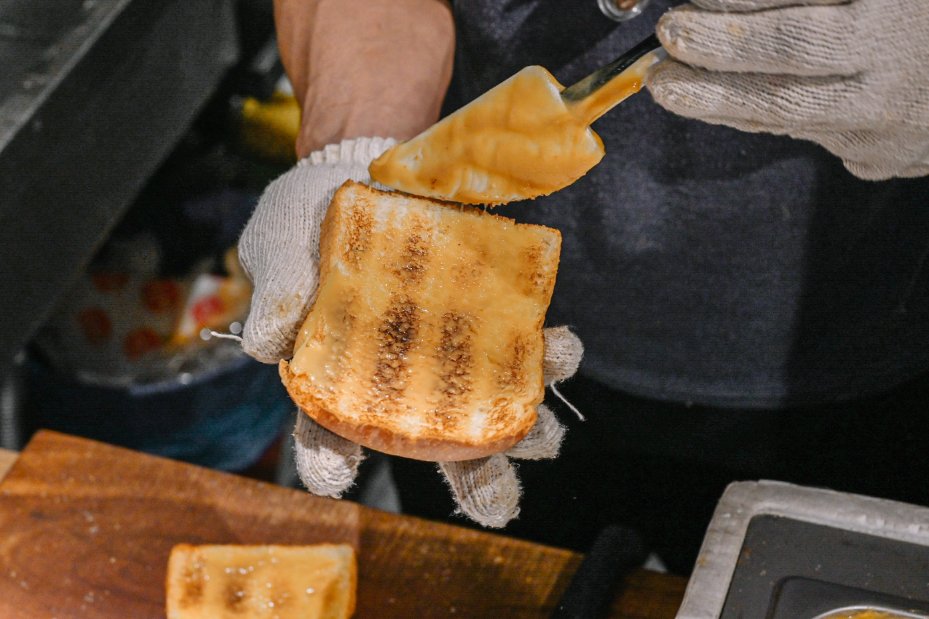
left=281, top=360, right=535, bottom=461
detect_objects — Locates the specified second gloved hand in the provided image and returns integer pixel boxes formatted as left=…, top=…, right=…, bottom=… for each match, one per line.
left=648, top=0, right=929, bottom=180
left=239, top=137, right=584, bottom=528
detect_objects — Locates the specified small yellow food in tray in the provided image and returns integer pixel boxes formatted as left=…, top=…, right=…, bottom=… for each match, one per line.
left=818, top=608, right=928, bottom=619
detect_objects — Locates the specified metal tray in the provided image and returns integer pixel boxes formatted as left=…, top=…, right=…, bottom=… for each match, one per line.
left=677, top=482, right=929, bottom=619
left=721, top=515, right=929, bottom=617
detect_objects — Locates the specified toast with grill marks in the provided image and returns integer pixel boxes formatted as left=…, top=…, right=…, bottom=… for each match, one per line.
left=166, top=544, right=356, bottom=619
left=280, top=181, right=561, bottom=461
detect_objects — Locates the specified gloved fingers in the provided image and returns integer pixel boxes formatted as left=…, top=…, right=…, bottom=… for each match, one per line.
left=543, top=326, right=584, bottom=385
left=649, top=59, right=864, bottom=131
left=438, top=454, right=520, bottom=528
left=293, top=412, right=365, bottom=499
left=899, top=162, right=929, bottom=180
left=657, top=4, right=861, bottom=76
left=842, top=159, right=905, bottom=183
left=242, top=271, right=320, bottom=363
left=505, top=405, right=565, bottom=461
left=691, top=0, right=848, bottom=13
left=239, top=167, right=331, bottom=362
left=794, top=128, right=929, bottom=181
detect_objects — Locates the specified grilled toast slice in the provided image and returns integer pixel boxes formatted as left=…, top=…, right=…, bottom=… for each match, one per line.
left=280, top=181, right=561, bottom=461
left=166, top=543, right=356, bottom=619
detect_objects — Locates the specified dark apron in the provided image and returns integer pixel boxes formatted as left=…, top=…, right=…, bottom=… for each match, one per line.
left=449, top=0, right=929, bottom=408
left=391, top=1, right=929, bottom=572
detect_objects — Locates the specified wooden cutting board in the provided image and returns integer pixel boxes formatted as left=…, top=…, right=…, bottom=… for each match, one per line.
left=0, top=431, right=684, bottom=618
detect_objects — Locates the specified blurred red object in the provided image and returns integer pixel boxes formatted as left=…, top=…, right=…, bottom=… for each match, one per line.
left=91, top=273, right=129, bottom=292
left=192, top=295, right=226, bottom=325
left=123, top=328, right=163, bottom=360
left=77, top=307, right=112, bottom=344
left=142, top=280, right=182, bottom=314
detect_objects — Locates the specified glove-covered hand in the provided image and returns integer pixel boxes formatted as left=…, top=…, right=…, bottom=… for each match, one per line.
left=239, top=137, right=397, bottom=362
left=294, top=326, right=583, bottom=529
left=239, top=137, right=584, bottom=528
left=648, top=0, right=929, bottom=180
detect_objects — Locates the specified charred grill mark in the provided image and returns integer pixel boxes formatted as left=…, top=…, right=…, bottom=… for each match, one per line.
left=487, top=400, right=511, bottom=427
left=179, top=556, right=204, bottom=608
left=393, top=229, right=429, bottom=284
left=322, top=294, right=357, bottom=385
left=498, top=334, right=529, bottom=390
left=223, top=576, right=248, bottom=613
left=342, top=206, right=373, bottom=267
left=452, top=259, right=482, bottom=288
left=437, top=312, right=475, bottom=411
left=371, top=298, right=419, bottom=399
left=520, top=243, right=546, bottom=296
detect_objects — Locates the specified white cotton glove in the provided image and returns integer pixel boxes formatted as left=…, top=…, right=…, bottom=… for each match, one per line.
left=648, top=0, right=929, bottom=180
left=239, top=137, right=398, bottom=362
left=239, top=138, right=585, bottom=528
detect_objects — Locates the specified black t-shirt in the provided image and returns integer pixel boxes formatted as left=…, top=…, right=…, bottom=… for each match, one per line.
left=447, top=0, right=929, bottom=408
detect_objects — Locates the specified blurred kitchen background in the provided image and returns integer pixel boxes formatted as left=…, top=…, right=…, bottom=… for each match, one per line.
left=0, top=0, right=404, bottom=503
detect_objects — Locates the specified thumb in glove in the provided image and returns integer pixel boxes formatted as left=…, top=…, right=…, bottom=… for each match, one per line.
left=238, top=137, right=396, bottom=363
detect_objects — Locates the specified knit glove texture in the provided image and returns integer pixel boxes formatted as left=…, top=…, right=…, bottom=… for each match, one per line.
left=239, top=137, right=397, bottom=362
left=239, top=138, right=583, bottom=528
left=648, top=0, right=929, bottom=180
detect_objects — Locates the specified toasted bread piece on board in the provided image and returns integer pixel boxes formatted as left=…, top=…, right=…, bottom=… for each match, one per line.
left=281, top=181, right=561, bottom=461
left=166, top=543, right=356, bottom=619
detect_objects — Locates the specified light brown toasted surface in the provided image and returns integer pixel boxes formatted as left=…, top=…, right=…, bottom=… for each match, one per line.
left=0, top=449, right=16, bottom=482
left=166, top=544, right=356, bottom=619
left=285, top=181, right=560, bottom=461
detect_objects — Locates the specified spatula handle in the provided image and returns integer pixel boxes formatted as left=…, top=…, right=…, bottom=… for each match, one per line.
left=561, top=34, right=666, bottom=125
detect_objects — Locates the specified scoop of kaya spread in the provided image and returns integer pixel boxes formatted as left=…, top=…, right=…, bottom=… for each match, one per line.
left=369, top=66, right=602, bottom=206
left=368, top=61, right=651, bottom=206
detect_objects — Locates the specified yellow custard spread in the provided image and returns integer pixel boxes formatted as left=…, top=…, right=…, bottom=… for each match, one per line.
left=369, top=66, right=605, bottom=205
left=369, top=54, right=654, bottom=206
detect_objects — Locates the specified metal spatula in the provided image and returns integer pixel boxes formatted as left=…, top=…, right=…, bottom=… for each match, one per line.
left=561, top=33, right=666, bottom=125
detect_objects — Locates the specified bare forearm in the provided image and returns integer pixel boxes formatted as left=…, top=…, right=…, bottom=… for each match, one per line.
left=274, top=0, right=454, bottom=157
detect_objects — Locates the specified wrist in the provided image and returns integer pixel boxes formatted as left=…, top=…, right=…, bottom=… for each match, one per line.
left=275, top=0, right=454, bottom=158
left=296, top=100, right=428, bottom=158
